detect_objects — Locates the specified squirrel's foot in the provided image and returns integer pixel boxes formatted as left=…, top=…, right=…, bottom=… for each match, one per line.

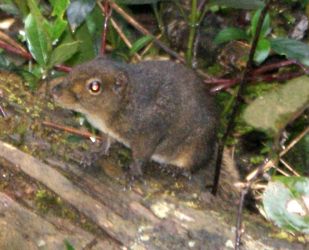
left=124, top=159, right=147, bottom=190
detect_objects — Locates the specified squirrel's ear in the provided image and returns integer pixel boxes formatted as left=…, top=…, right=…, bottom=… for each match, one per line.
left=113, top=71, right=128, bottom=95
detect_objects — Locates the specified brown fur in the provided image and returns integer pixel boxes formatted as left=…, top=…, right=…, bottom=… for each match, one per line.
left=52, top=57, right=219, bottom=176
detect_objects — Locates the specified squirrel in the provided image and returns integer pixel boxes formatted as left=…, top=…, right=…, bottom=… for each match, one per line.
left=52, top=56, right=239, bottom=192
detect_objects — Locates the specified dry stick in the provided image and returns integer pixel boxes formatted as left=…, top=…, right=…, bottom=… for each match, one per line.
left=279, top=126, right=309, bottom=157
left=235, top=159, right=274, bottom=250
left=97, top=1, right=141, bottom=61
left=108, top=1, right=185, bottom=63
left=100, top=0, right=112, bottom=55
left=280, top=159, right=301, bottom=176
left=111, top=18, right=141, bottom=61
left=42, top=121, right=104, bottom=142
left=140, top=34, right=162, bottom=57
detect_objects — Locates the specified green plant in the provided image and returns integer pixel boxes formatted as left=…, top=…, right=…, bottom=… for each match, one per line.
left=214, top=6, right=309, bottom=65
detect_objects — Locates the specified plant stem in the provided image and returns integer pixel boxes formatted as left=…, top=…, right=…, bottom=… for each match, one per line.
left=186, top=0, right=198, bottom=66
left=212, top=2, right=271, bottom=197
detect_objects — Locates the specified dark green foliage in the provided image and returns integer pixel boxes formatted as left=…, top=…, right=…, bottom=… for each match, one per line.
left=271, top=38, right=309, bottom=66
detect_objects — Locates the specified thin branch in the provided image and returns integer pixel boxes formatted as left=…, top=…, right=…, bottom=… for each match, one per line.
left=0, top=30, right=29, bottom=55
left=42, top=121, right=104, bottom=142
left=108, top=1, right=185, bottom=63
left=207, top=70, right=307, bottom=92
left=252, top=59, right=309, bottom=75
left=54, top=64, right=72, bottom=72
left=236, top=160, right=274, bottom=249
left=280, top=159, right=301, bottom=176
left=97, top=1, right=141, bottom=61
left=279, top=126, right=309, bottom=157
left=0, top=39, right=32, bottom=60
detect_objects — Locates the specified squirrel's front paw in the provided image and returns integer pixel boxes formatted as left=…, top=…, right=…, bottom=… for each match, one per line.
left=124, top=159, right=147, bottom=189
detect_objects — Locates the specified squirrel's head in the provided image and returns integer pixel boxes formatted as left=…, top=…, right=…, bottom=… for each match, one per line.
left=52, top=57, right=129, bottom=116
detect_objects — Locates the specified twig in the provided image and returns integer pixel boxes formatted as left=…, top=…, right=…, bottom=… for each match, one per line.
left=206, top=58, right=309, bottom=92
left=279, top=126, right=309, bottom=157
left=212, top=2, right=271, bottom=196
left=0, top=30, right=29, bottom=55
left=42, top=121, right=104, bottom=141
left=0, top=39, right=32, bottom=60
left=252, top=59, right=309, bottom=75
left=54, top=64, right=72, bottom=73
left=280, top=159, right=300, bottom=176
left=100, top=1, right=112, bottom=55
left=108, top=1, right=185, bottom=63
left=236, top=160, right=274, bottom=248
left=140, top=34, right=162, bottom=57
left=97, top=1, right=141, bottom=61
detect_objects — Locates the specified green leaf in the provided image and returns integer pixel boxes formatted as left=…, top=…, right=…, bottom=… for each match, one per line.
left=210, top=0, right=264, bottom=10
left=243, top=76, right=309, bottom=135
left=271, top=38, right=309, bottom=66
left=61, top=23, right=96, bottom=65
left=25, top=13, right=52, bottom=66
left=49, top=18, right=68, bottom=42
left=85, top=5, right=104, bottom=54
left=67, top=0, right=96, bottom=32
left=254, top=38, right=270, bottom=64
left=262, top=177, right=309, bottom=234
left=251, top=8, right=271, bottom=38
left=25, top=0, right=52, bottom=66
left=214, top=27, right=249, bottom=44
left=49, top=41, right=80, bottom=67
left=49, top=0, right=69, bottom=17
left=130, top=35, right=154, bottom=55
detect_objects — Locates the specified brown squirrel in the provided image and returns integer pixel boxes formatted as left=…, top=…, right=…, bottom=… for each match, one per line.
left=52, top=57, right=238, bottom=188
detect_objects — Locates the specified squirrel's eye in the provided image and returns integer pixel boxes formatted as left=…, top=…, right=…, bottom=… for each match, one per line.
left=87, top=79, right=102, bottom=95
